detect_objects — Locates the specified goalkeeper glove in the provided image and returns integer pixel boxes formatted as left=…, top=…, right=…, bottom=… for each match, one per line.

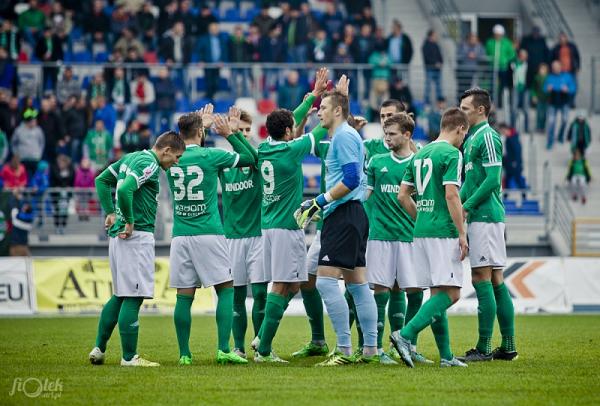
left=294, top=193, right=331, bottom=229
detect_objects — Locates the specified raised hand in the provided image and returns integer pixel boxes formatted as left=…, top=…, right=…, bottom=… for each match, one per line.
left=228, top=106, right=241, bottom=133
left=311, top=67, right=330, bottom=97
left=213, top=114, right=232, bottom=137
left=199, top=103, right=214, bottom=129
left=335, top=74, right=350, bottom=97
left=352, top=115, right=368, bottom=131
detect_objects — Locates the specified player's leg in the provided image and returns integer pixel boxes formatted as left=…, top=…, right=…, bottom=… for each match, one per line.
left=193, top=235, right=247, bottom=364
left=251, top=282, right=268, bottom=337
left=229, top=237, right=250, bottom=356
left=429, top=286, right=465, bottom=367
left=492, top=265, right=518, bottom=360
left=115, top=231, right=159, bottom=367
left=174, top=287, right=195, bottom=364
left=170, top=236, right=198, bottom=365
left=345, top=287, right=363, bottom=352
left=232, top=285, right=248, bottom=356
left=293, top=230, right=328, bottom=357
left=247, top=236, right=268, bottom=340
left=344, top=267, right=378, bottom=359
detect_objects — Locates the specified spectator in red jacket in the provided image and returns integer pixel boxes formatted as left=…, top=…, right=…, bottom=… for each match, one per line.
left=1, top=154, right=28, bottom=192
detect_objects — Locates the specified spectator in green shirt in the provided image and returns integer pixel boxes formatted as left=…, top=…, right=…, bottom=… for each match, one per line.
left=485, top=24, right=516, bottom=108
left=83, top=119, right=113, bottom=173
left=18, top=0, right=46, bottom=47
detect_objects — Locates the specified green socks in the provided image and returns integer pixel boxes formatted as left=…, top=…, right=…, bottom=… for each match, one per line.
left=474, top=281, right=496, bottom=354
left=494, top=283, right=516, bottom=352
left=406, top=291, right=423, bottom=346
left=401, top=291, right=452, bottom=343
left=95, top=295, right=124, bottom=352
left=232, top=286, right=248, bottom=352
left=251, top=283, right=268, bottom=337
left=388, top=290, right=406, bottom=331
left=430, top=310, right=453, bottom=361
left=118, top=297, right=144, bottom=361
left=345, top=289, right=364, bottom=348
left=174, top=293, right=194, bottom=357
left=301, top=288, right=325, bottom=342
left=258, top=293, right=287, bottom=356
left=216, top=287, right=234, bottom=352
left=374, top=291, right=390, bottom=350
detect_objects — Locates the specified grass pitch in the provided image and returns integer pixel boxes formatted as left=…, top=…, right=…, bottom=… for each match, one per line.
left=1, top=314, right=599, bottom=405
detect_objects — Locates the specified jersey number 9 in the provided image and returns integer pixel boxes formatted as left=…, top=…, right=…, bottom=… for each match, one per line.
left=261, top=160, right=275, bottom=195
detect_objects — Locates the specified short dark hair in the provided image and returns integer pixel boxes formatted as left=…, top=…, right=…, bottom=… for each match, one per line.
left=383, top=112, right=415, bottom=134
left=322, top=90, right=349, bottom=119
left=239, top=110, right=253, bottom=125
left=460, top=87, right=491, bottom=116
left=177, top=112, right=202, bottom=140
left=154, top=130, right=185, bottom=152
left=441, top=107, right=469, bottom=132
left=266, top=109, right=294, bottom=140
left=381, top=99, right=406, bottom=112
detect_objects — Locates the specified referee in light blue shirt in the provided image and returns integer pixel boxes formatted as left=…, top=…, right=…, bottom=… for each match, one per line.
left=296, top=76, right=378, bottom=364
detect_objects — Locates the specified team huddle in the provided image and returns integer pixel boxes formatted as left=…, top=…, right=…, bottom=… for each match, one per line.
left=87, top=67, right=518, bottom=368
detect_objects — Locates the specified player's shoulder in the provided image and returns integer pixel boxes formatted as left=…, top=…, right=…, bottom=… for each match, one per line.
left=369, top=152, right=391, bottom=165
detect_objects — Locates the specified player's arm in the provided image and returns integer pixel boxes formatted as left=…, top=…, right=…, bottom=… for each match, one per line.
left=116, top=175, right=137, bottom=238
left=463, top=132, right=502, bottom=216
left=398, top=183, right=417, bottom=219
left=95, top=161, right=119, bottom=229
left=214, top=109, right=255, bottom=167
left=365, top=158, right=374, bottom=200
left=446, top=184, right=468, bottom=260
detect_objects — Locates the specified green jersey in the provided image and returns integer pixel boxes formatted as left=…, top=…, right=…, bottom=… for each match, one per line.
left=219, top=165, right=262, bottom=239
left=315, top=140, right=330, bottom=231
left=402, top=140, right=462, bottom=239
left=461, top=121, right=505, bottom=223
left=258, top=133, right=316, bottom=230
left=571, top=159, right=586, bottom=176
left=367, top=152, right=415, bottom=242
left=84, top=129, right=113, bottom=169
left=363, top=138, right=389, bottom=162
left=167, top=145, right=240, bottom=237
left=107, top=150, right=161, bottom=237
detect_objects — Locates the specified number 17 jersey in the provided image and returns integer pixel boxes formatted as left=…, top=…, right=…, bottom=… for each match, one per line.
left=402, top=140, right=462, bottom=239
left=167, top=144, right=240, bottom=237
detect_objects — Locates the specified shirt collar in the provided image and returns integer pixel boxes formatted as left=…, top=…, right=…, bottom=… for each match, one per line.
left=468, top=121, right=489, bottom=136
left=144, top=149, right=160, bottom=165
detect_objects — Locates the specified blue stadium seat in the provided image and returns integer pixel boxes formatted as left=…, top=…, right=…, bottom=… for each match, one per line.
left=196, top=77, right=206, bottom=91
left=503, top=199, right=542, bottom=216
left=214, top=99, right=234, bottom=113
left=245, top=7, right=260, bottom=21
left=413, top=125, right=428, bottom=142
left=73, top=51, right=93, bottom=62
left=176, top=96, right=190, bottom=112
left=224, top=8, right=242, bottom=22
left=350, top=100, right=362, bottom=115
left=191, top=98, right=212, bottom=111
left=70, top=27, right=83, bottom=41
left=218, top=77, right=230, bottom=91
left=94, top=52, right=109, bottom=63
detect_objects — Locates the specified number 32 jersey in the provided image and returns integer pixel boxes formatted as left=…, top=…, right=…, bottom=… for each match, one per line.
left=402, top=140, right=462, bottom=239
left=167, top=144, right=240, bottom=237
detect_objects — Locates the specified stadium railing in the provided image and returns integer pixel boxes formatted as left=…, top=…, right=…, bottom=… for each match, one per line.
left=546, top=185, right=576, bottom=256
left=572, top=218, right=600, bottom=257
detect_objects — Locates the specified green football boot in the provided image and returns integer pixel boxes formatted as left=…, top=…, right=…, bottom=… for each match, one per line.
left=291, top=342, right=329, bottom=358
left=216, top=350, right=249, bottom=365
left=178, top=355, right=192, bottom=366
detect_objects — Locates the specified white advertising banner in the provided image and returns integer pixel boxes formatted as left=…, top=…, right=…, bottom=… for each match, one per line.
left=0, top=258, right=36, bottom=315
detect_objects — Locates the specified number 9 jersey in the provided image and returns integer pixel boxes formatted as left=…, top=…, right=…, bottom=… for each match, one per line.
left=401, top=140, right=463, bottom=239
left=167, top=144, right=240, bottom=237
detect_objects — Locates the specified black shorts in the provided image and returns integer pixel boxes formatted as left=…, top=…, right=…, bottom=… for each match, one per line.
left=318, top=200, right=368, bottom=269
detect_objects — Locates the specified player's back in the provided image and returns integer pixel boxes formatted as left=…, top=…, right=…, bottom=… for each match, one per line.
left=219, top=165, right=262, bottom=239
left=109, top=150, right=160, bottom=236
left=258, top=134, right=315, bottom=230
left=405, top=140, right=462, bottom=239
left=167, top=144, right=239, bottom=237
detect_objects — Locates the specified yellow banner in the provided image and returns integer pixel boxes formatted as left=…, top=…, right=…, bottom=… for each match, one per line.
left=34, top=258, right=214, bottom=313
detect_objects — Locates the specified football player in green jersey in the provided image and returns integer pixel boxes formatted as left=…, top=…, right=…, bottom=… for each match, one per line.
left=365, top=112, right=432, bottom=365
left=89, top=131, right=185, bottom=367
left=457, top=88, right=517, bottom=362
left=167, top=107, right=255, bottom=366
left=218, top=109, right=268, bottom=359
left=390, top=107, right=470, bottom=368
left=251, top=68, right=330, bottom=363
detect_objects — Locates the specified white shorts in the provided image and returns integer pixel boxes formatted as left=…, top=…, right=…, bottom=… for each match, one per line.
left=169, top=235, right=233, bottom=288
left=109, top=231, right=155, bottom=298
left=306, top=230, right=321, bottom=276
left=468, top=222, right=507, bottom=269
left=263, top=228, right=307, bottom=283
left=413, top=238, right=463, bottom=288
left=366, top=240, right=417, bottom=289
left=228, top=236, right=268, bottom=286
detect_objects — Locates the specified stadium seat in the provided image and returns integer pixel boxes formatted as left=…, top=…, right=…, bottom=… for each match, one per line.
left=413, top=125, right=428, bottom=142
left=224, top=8, right=242, bottom=22
left=218, top=77, right=230, bottom=92
left=258, top=99, right=276, bottom=115
left=350, top=100, right=362, bottom=116
left=245, top=7, right=260, bottom=21
left=214, top=99, right=234, bottom=113
left=175, top=96, right=190, bottom=112
left=143, top=51, right=158, bottom=63
left=362, top=123, right=382, bottom=140
left=73, top=51, right=92, bottom=62
left=191, top=98, right=212, bottom=111
left=196, top=77, right=206, bottom=91
left=94, top=52, right=110, bottom=62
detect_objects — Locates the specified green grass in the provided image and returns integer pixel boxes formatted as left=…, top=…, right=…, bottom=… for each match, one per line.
left=1, top=315, right=599, bottom=405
